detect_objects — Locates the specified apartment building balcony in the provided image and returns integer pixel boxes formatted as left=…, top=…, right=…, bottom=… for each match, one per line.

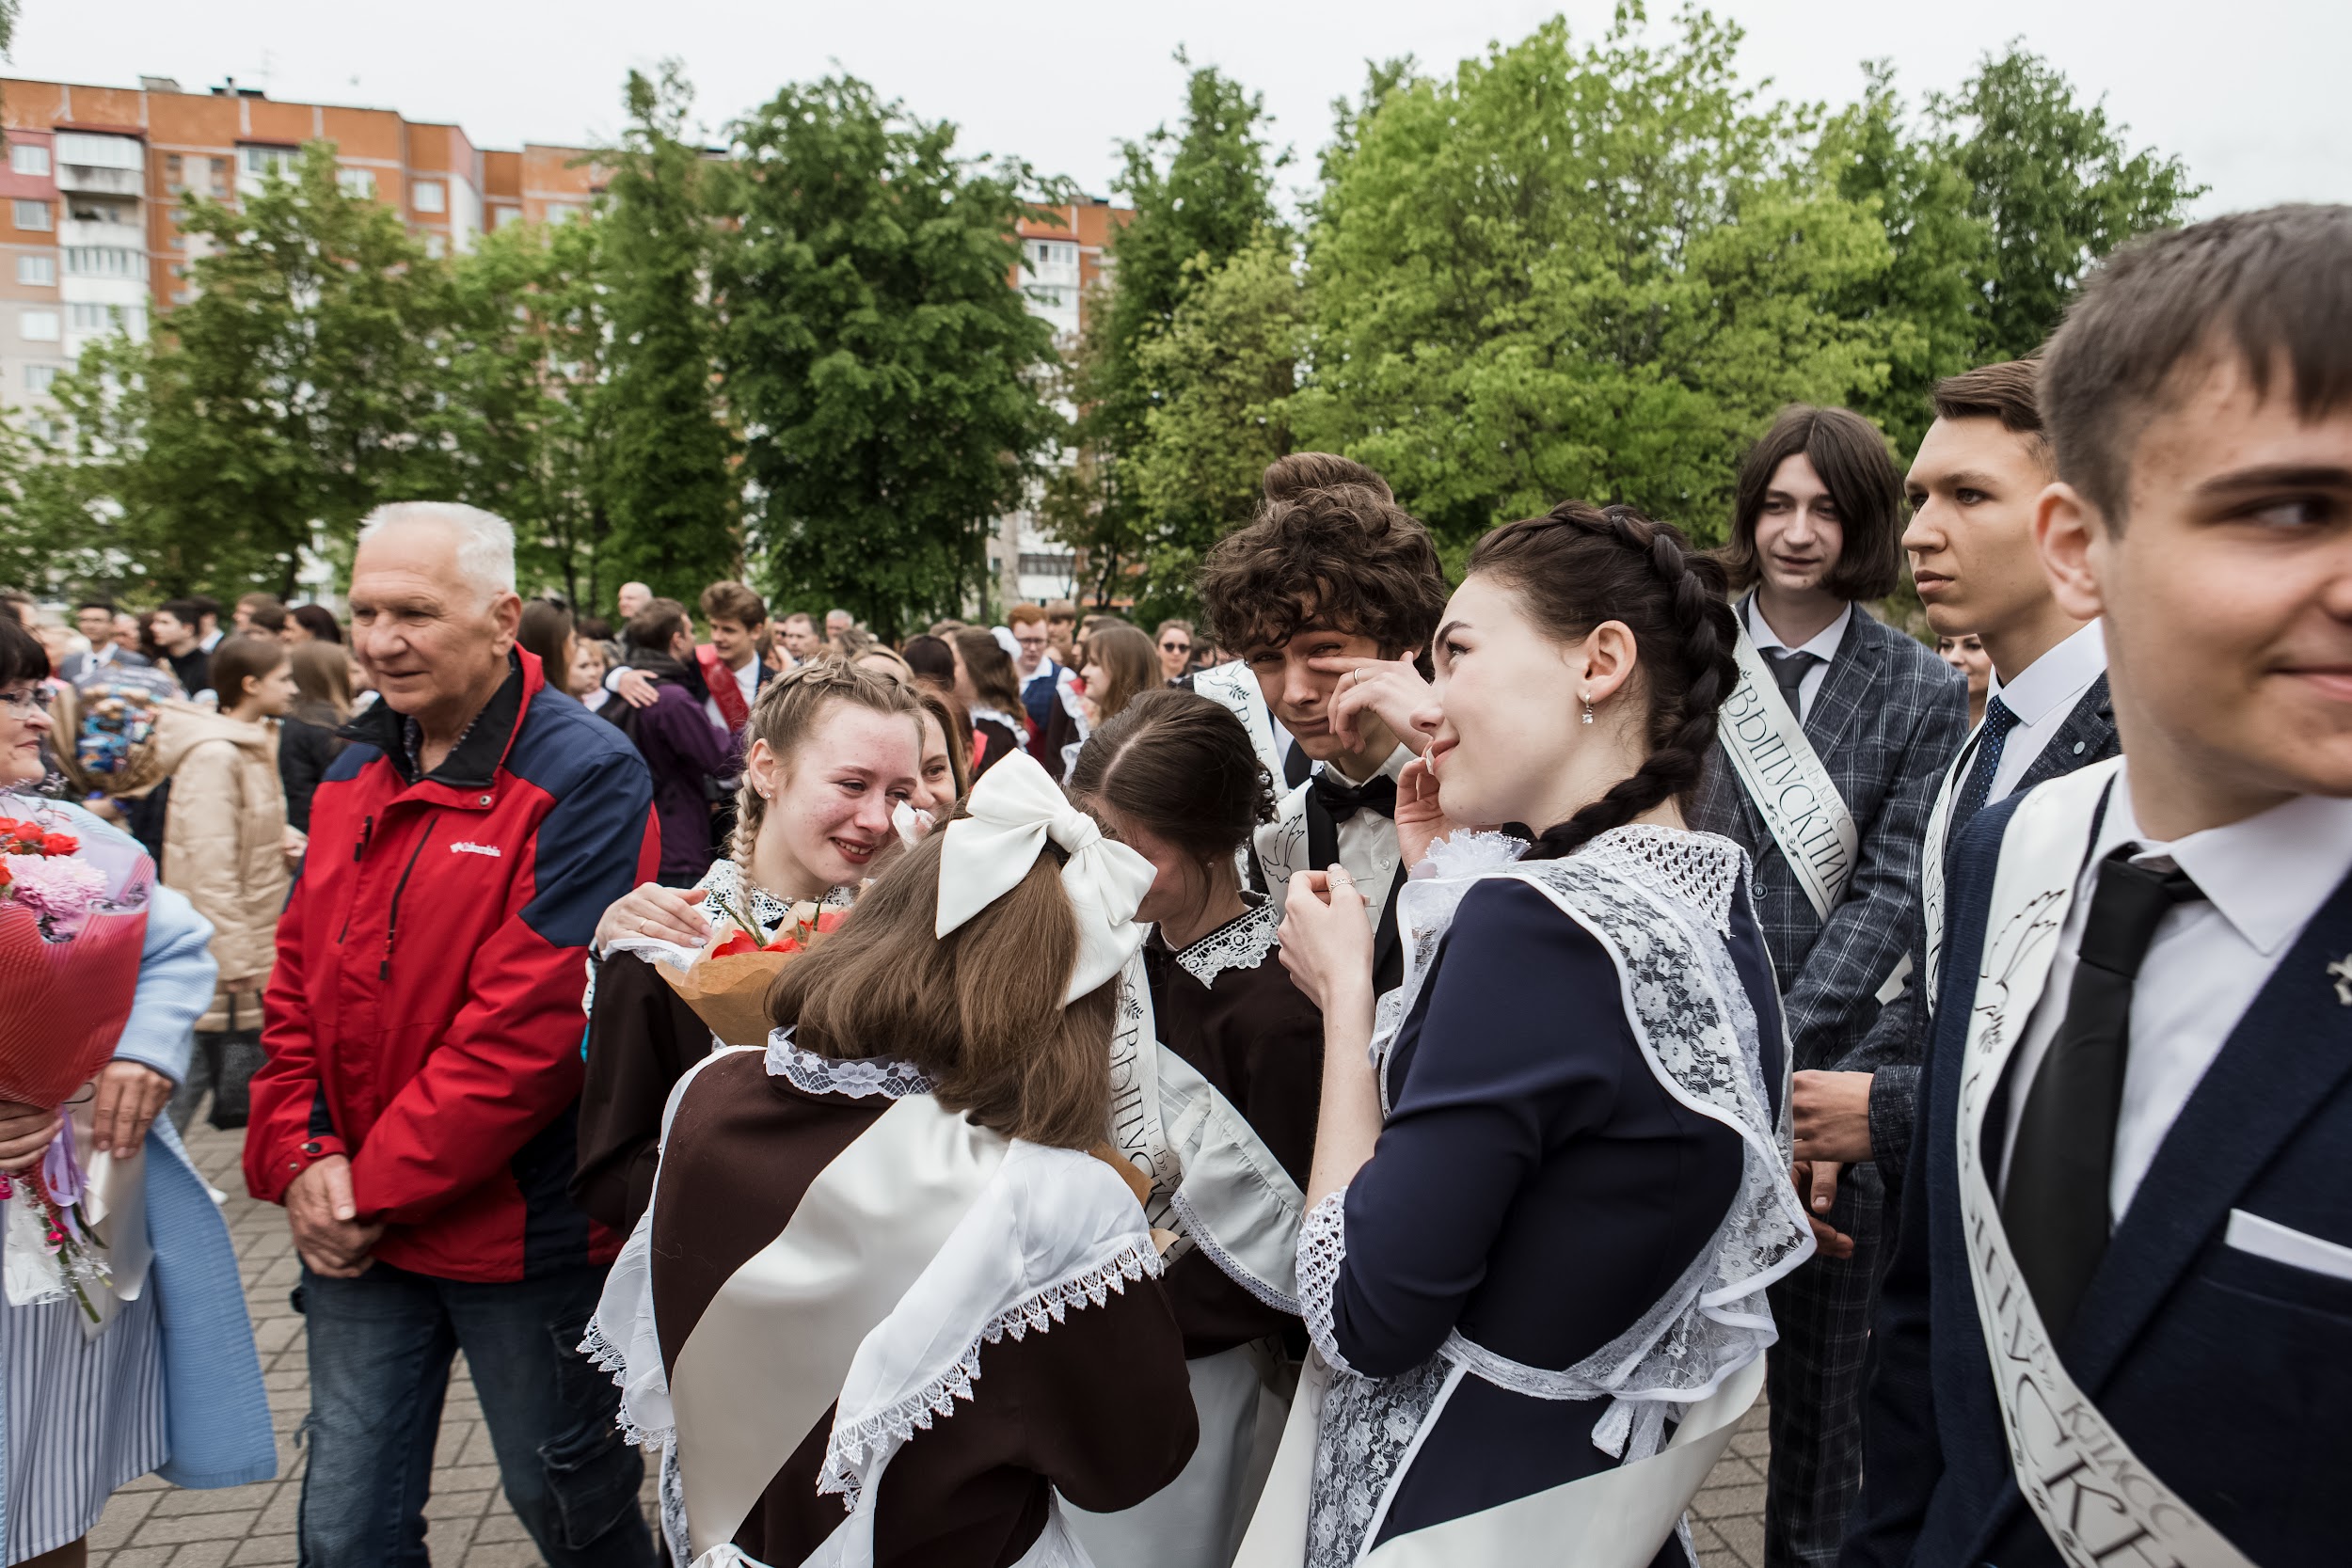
left=59, top=214, right=144, bottom=249
left=56, top=162, right=142, bottom=198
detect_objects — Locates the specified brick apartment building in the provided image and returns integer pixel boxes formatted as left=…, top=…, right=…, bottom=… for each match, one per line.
left=0, top=73, right=605, bottom=434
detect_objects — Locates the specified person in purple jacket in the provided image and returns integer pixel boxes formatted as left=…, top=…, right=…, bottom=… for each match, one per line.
left=606, top=597, right=738, bottom=885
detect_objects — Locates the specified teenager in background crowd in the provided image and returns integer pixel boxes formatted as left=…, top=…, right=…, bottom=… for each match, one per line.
left=517, top=597, right=576, bottom=693
left=695, top=581, right=772, bottom=735
left=62, top=597, right=150, bottom=683
left=1200, top=452, right=1450, bottom=995
left=1064, top=689, right=1323, bottom=1567
left=156, top=633, right=298, bottom=1133
left=1154, top=619, right=1196, bottom=685
left=1080, top=622, right=1158, bottom=731
left=1935, top=635, right=1991, bottom=726
left=900, top=632, right=956, bottom=694
left=576, top=662, right=924, bottom=1234
left=283, top=604, right=342, bottom=645
left=1688, top=404, right=1966, bottom=1568
left=1849, top=198, right=2352, bottom=1568
left=605, top=598, right=735, bottom=887
left=148, top=600, right=211, bottom=697
left=278, top=639, right=353, bottom=833
left=948, top=626, right=1027, bottom=778
left=231, top=594, right=285, bottom=639
left=1043, top=597, right=1079, bottom=664
left=1011, top=602, right=1080, bottom=763
left=571, top=636, right=613, bottom=714
left=911, top=685, right=972, bottom=816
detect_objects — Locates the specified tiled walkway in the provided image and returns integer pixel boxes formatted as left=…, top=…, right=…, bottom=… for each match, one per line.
left=87, top=1119, right=1770, bottom=1566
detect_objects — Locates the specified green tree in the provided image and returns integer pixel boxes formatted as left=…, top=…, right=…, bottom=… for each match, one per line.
left=45, top=142, right=453, bottom=595
left=598, top=64, right=739, bottom=601
left=1126, top=234, right=1306, bottom=615
left=1300, top=6, right=1897, bottom=557
left=719, top=75, right=1063, bottom=636
left=1046, top=62, right=1285, bottom=602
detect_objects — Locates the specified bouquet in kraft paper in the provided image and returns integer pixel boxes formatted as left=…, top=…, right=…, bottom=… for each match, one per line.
left=660, top=891, right=847, bottom=1047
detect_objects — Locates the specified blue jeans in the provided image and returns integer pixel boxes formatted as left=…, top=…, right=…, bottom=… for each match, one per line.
left=295, top=1261, right=654, bottom=1568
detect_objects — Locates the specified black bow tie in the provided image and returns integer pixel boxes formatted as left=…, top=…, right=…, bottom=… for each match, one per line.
left=1311, top=769, right=1398, bottom=823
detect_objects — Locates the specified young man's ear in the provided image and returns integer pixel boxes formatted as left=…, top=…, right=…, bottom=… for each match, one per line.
left=2034, top=482, right=2107, bottom=625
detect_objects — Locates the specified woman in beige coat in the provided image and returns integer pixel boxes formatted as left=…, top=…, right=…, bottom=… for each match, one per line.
left=158, top=634, right=299, bottom=1132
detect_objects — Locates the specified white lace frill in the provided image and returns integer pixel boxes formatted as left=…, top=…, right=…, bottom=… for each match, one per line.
left=1303, top=822, right=1813, bottom=1565
left=582, top=1199, right=671, bottom=1450
left=764, top=1030, right=933, bottom=1100
left=1172, top=896, right=1280, bottom=988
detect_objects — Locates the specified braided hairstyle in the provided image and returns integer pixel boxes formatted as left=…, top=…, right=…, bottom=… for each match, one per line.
left=1465, top=501, right=1738, bottom=861
left=729, top=660, right=923, bottom=873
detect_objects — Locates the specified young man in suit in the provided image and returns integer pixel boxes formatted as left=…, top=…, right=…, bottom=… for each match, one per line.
left=1688, top=404, right=1968, bottom=1568
left=1800, top=361, right=2120, bottom=1196
left=1196, top=452, right=1448, bottom=991
left=1846, top=202, right=2352, bottom=1568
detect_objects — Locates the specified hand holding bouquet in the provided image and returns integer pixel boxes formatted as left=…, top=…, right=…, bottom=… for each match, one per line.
left=660, top=889, right=846, bottom=1047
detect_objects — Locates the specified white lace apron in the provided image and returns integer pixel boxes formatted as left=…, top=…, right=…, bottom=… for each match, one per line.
left=585, top=1034, right=1161, bottom=1568
left=1240, top=826, right=1814, bottom=1568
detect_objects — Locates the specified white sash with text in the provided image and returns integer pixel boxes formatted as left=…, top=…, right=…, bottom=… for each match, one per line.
left=1721, top=624, right=1858, bottom=921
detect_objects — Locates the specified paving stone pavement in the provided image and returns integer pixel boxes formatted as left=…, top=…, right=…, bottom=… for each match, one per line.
left=92, top=1117, right=1770, bottom=1566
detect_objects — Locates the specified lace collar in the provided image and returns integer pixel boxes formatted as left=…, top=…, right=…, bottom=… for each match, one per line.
left=694, top=860, right=853, bottom=931
left=1580, top=823, right=1747, bottom=934
left=764, top=1031, right=933, bottom=1100
left=1168, top=896, right=1279, bottom=988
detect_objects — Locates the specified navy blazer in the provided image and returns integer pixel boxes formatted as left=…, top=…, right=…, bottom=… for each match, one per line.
left=1843, top=789, right=2352, bottom=1568
left=1691, top=604, right=1967, bottom=1070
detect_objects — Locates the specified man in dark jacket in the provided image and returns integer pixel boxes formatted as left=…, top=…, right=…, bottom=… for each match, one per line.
left=606, top=596, right=737, bottom=884
left=246, top=502, right=659, bottom=1568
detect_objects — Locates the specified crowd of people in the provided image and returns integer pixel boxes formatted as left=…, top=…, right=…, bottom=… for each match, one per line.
left=0, top=201, right=2341, bottom=1568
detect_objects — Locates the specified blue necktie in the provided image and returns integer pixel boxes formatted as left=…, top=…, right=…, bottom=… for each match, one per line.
left=1947, top=695, right=2022, bottom=848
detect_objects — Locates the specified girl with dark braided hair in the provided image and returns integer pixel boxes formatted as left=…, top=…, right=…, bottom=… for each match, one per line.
left=1252, top=502, right=1813, bottom=1568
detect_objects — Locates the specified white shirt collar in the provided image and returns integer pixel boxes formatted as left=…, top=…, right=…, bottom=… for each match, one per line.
left=1743, top=594, right=1852, bottom=664
left=2099, top=762, right=2352, bottom=958
left=1986, top=619, right=2106, bottom=725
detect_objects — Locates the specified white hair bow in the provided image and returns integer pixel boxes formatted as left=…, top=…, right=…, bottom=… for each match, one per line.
left=935, top=749, right=1154, bottom=1004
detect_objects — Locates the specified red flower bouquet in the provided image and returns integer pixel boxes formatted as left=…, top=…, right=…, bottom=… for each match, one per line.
left=660, top=894, right=847, bottom=1048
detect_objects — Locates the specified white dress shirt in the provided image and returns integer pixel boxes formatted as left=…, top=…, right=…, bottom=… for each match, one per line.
left=1744, top=596, right=1853, bottom=722
left=1255, top=742, right=1415, bottom=940
left=1997, top=766, right=2352, bottom=1222
left=1984, top=620, right=2106, bottom=799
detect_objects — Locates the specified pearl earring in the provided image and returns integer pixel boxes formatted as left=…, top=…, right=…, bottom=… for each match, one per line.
left=1581, top=696, right=1595, bottom=725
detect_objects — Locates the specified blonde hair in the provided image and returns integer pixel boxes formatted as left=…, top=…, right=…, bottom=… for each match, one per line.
left=730, top=661, right=923, bottom=870
left=768, top=826, right=1114, bottom=1148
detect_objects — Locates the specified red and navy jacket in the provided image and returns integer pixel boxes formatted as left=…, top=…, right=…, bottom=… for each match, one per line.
left=247, top=650, right=659, bottom=1282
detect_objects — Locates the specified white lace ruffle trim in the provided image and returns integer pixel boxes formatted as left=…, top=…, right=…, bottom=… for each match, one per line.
left=1172, top=898, right=1280, bottom=988
left=814, top=1237, right=1164, bottom=1510
left=764, top=1032, right=933, bottom=1099
left=580, top=1315, right=670, bottom=1450
left=1295, top=1190, right=1354, bottom=1376
left=1168, top=1187, right=1302, bottom=1315
left=1580, top=823, right=1743, bottom=935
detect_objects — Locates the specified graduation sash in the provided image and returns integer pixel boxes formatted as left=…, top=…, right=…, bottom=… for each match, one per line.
left=1953, top=758, right=2254, bottom=1568
left=1721, top=622, right=1858, bottom=921
left=1190, top=660, right=1286, bottom=794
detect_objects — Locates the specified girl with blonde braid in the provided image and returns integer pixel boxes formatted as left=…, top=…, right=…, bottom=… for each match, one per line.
left=574, top=662, right=923, bottom=1232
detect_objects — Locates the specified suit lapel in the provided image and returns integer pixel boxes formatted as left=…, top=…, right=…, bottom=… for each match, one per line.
left=2012, top=674, right=2117, bottom=795
left=2067, top=863, right=2352, bottom=1395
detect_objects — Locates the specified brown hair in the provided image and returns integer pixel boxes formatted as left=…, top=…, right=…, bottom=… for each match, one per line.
left=768, top=828, right=1116, bottom=1148
left=625, top=597, right=689, bottom=652
left=236, top=593, right=287, bottom=635
left=211, top=633, right=290, bottom=710
left=1067, top=688, right=1276, bottom=863
left=1931, top=359, right=2045, bottom=439
left=1468, top=503, right=1739, bottom=860
left=1080, top=623, right=1157, bottom=724
left=729, top=660, right=924, bottom=869
left=518, top=598, right=574, bottom=682
left=2042, top=204, right=2352, bottom=525
left=949, top=626, right=1025, bottom=715
left=900, top=634, right=957, bottom=690
left=699, top=580, right=767, bottom=628
left=1043, top=599, right=1077, bottom=625
left=1199, top=456, right=1447, bottom=658
left=913, top=686, right=974, bottom=803
left=1722, top=405, right=1905, bottom=602
left=288, top=639, right=352, bottom=721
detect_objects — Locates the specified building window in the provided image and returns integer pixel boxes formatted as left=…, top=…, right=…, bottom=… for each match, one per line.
left=24, top=365, right=57, bottom=394
left=16, top=255, right=55, bottom=286
left=173, top=288, right=192, bottom=305
left=165, top=153, right=185, bottom=192
left=208, top=157, right=230, bottom=197
left=56, top=133, right=142, bottom=170
left=69, top=302, right=145, bottom=334
left=64, top=247, right=148, bottom=280
left=337, top=166, right=376, bottom=198
left=8, top=144, right=49, bottom=177
left=412, top=180, right=446, bottom=214
left=491, top=205, right=523, bottom=230
left=239, top=146, right=295, bottom=182
left=545, top=201, right=582, bottom=225
left=422, top=233, right=446, bottom=259
left=13, top=200, right=51, bottom=232
left=19, top=309, right=59, bottom=341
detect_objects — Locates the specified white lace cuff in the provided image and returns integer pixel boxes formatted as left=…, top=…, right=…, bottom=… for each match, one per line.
left=1296, top=1189, right=1356, bottom=1375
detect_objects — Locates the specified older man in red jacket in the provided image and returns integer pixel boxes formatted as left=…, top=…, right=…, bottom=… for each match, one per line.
left=246, top=502, right=659, bottom=1568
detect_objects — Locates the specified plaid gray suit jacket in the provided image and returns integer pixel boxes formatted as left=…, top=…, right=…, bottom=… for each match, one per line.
left=1690, top=601, right=1968, bottom=1073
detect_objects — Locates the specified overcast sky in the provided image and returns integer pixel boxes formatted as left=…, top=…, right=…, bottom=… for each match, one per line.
left=14, top=0, right=2345, bottom=218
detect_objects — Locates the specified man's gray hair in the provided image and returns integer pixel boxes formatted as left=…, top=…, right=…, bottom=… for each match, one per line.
left=357, top=502, right=517, bottom=596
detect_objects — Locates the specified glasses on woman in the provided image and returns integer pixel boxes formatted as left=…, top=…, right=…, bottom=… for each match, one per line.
left=0, top=687, right=45, bottom=717
left=1159, top=641, right=1190, bottom=656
